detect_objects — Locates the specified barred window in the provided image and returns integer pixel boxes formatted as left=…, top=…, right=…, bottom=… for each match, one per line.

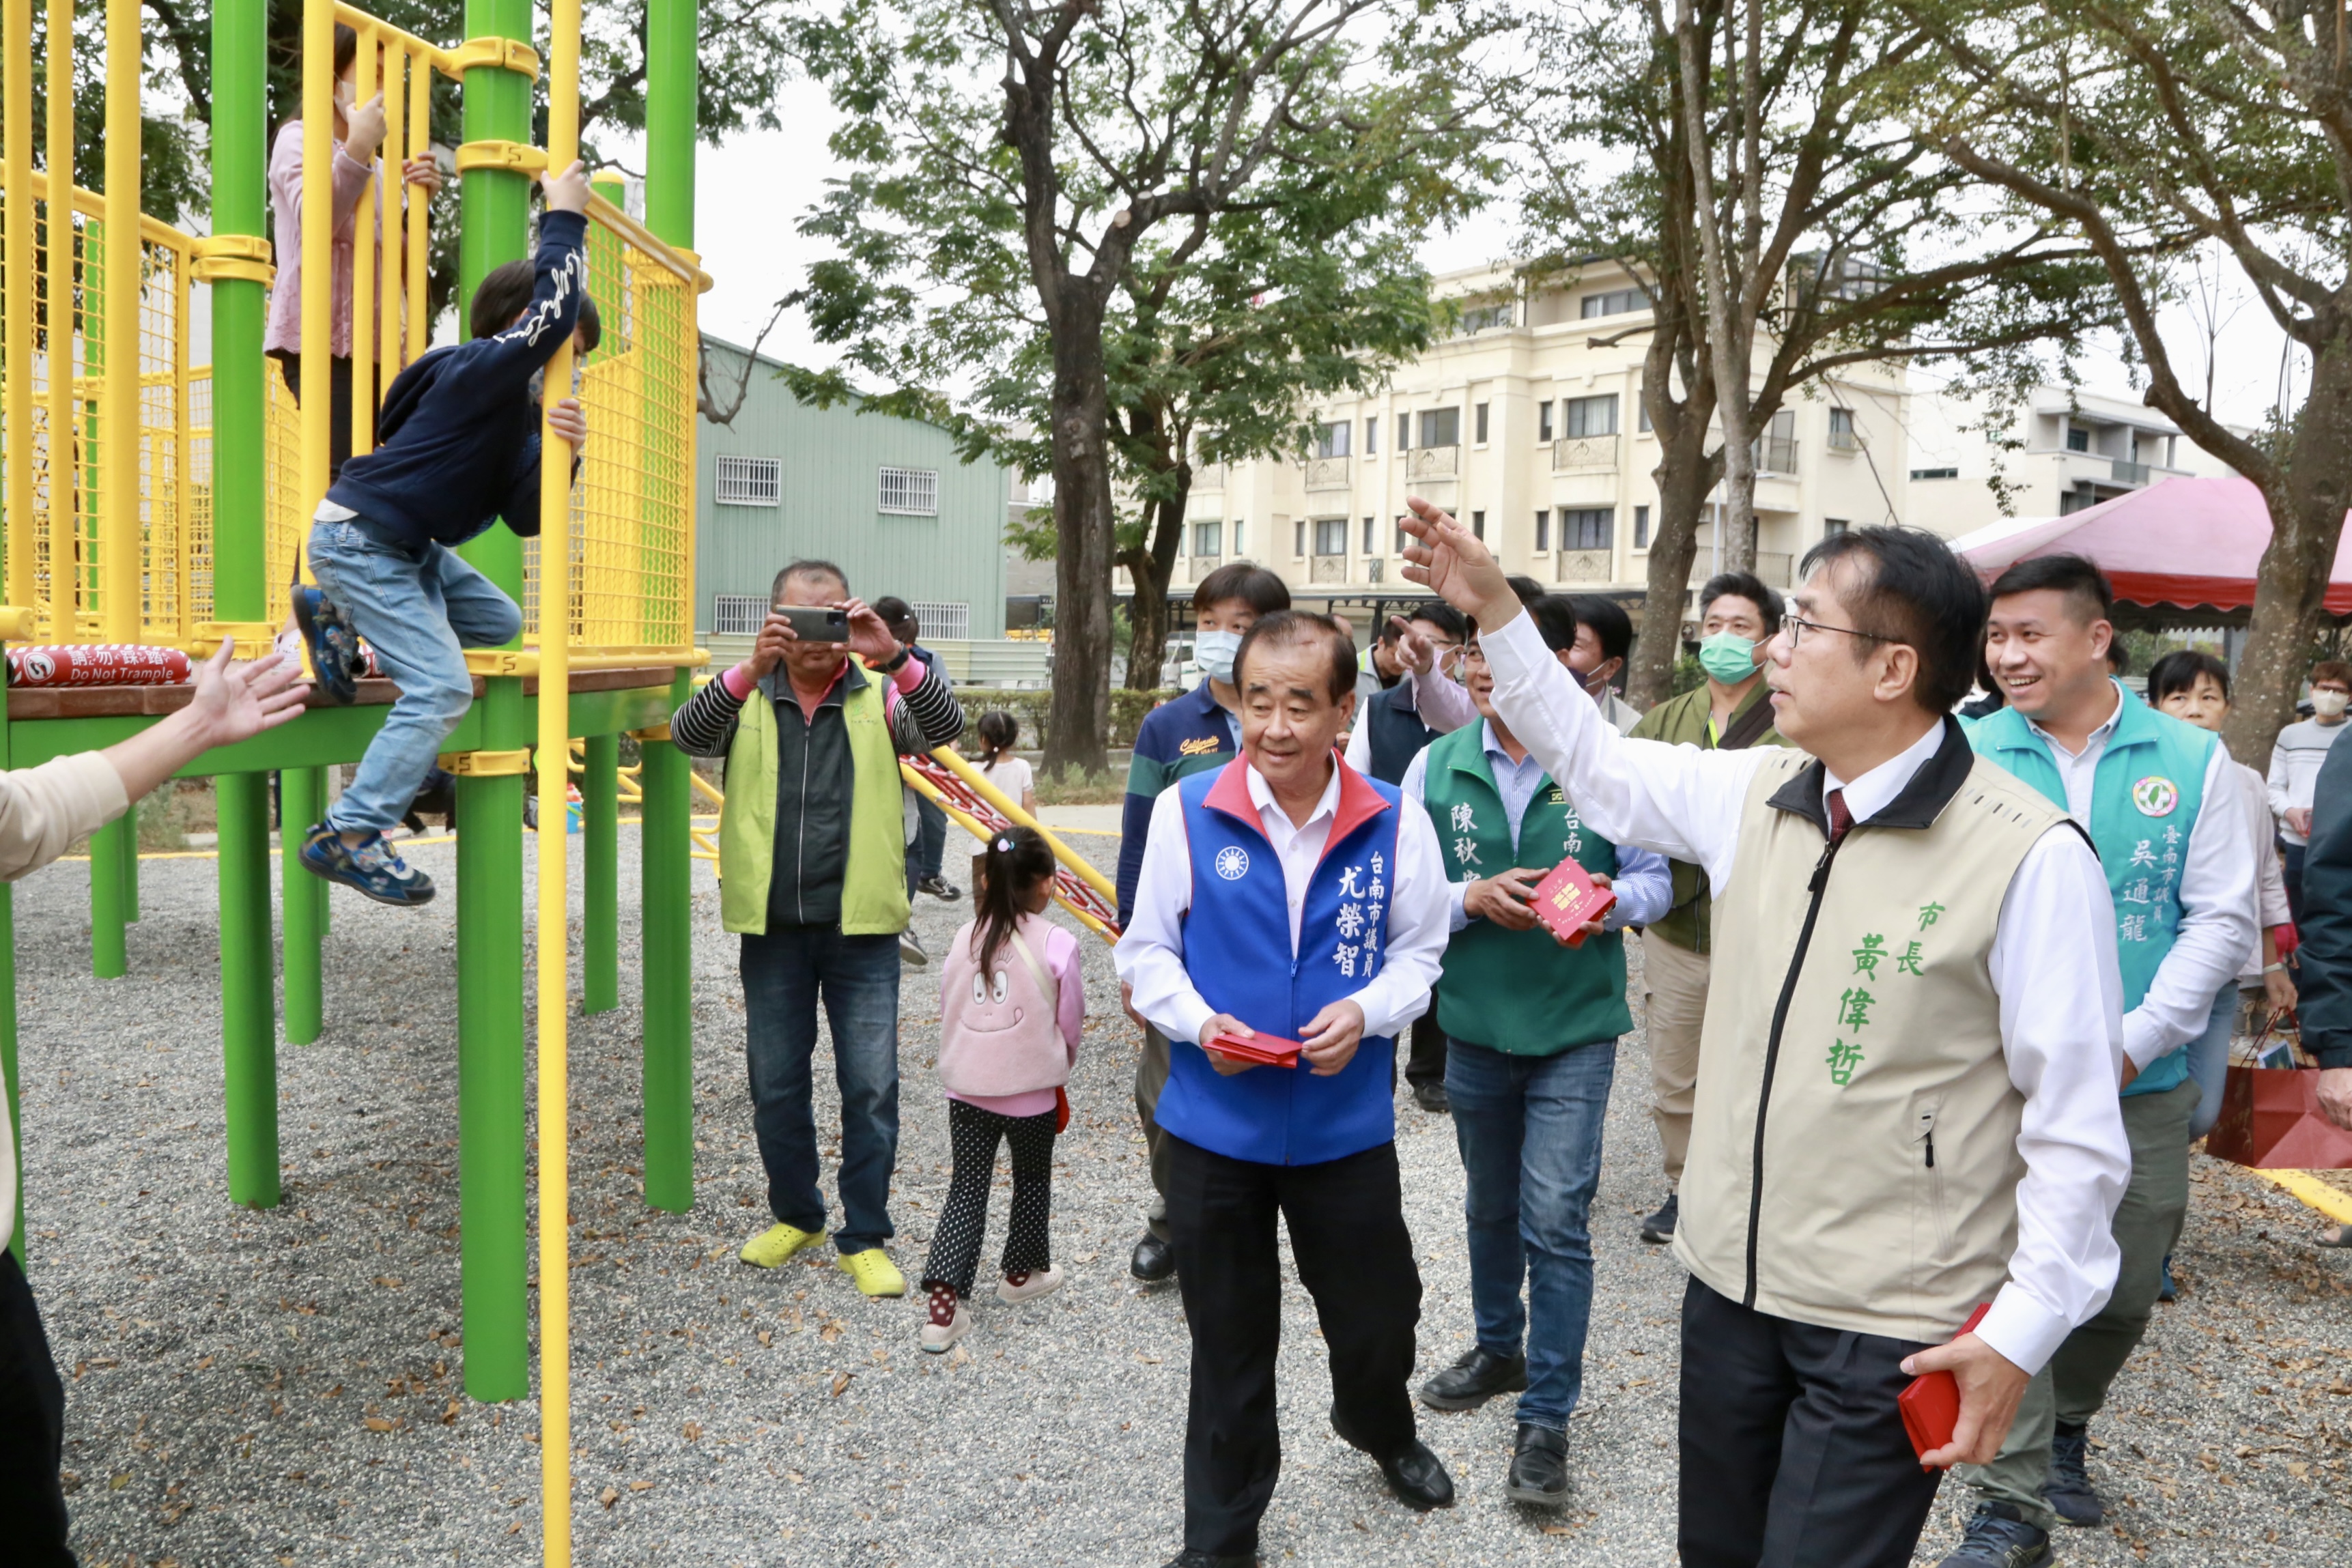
left=715, top=455, right=782, bottom=507
left=713, top=595, right=769, bottom=636
left=909, top=601, right=970, bottom=640
left=878, top=466, right=940, bottom=516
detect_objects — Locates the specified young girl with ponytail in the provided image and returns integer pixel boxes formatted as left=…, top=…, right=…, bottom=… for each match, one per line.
left=919, top=826, right=1083, bottom=1350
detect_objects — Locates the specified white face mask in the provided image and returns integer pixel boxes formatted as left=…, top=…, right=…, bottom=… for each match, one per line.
left=2314, top=689, right=2349, bottom=719
left=1195, top=628, right=1243, bottom=684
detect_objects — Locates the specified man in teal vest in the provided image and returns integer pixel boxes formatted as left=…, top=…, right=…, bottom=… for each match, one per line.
left=1943, top=554, right=2254, bottom=1567
left=670, top=558, right=966, bottom=1300
left=1400, top=597, right=1671, bottom=1507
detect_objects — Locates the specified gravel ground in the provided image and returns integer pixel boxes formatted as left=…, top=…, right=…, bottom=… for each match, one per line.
left=15, top=823, right=2352, bottom=1566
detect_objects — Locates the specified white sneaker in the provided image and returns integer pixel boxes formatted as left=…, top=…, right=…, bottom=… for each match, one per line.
left=996, top=1264, right=1064, bottom=1305
left=919, top=1300, right=972, bottom=1353
left=899, top=929, right=929, bottom=968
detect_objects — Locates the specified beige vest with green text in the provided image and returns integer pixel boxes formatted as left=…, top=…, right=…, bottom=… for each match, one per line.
left=1673, top=747, right=2073, bottom=1343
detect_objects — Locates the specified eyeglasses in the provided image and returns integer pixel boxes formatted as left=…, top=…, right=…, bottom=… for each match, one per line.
left=1782, top=612, right=1897, bottom=649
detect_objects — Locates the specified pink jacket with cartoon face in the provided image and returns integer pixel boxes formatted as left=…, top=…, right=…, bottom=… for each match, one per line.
left=937, top=913, right=1071, bottom=1098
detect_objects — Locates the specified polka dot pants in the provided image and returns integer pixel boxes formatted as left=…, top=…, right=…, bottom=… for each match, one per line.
left=920, top=1100, right=1058, bottom=1298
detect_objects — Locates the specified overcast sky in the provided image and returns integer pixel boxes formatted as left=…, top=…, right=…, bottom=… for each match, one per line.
left=619, top=79, right=2303, bottom=450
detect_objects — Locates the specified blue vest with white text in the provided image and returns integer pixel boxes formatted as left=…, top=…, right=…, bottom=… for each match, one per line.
left=1970, top=682, right=2217, bottom=1098
left=1160, top=759, right=1406, bottom=1165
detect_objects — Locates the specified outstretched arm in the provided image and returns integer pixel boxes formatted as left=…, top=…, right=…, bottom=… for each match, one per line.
left=1400, top=496, right=1760, bottom=885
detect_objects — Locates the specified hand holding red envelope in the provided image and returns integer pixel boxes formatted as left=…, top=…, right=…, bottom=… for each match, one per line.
left=1530, top=856, right=1617, bottom=947
left=1207, top=1031, right=1305, bottom=1069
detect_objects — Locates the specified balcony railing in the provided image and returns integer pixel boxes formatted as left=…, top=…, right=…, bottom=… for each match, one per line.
left=1192, top=463, right=1226, bottom=491
left=1755, top=437, right=1800, bottom=475
left=1552, top=436, right=1616, bottom=472
left=1407, top=444, right=1459, bottom=479
left=1555, top=549, right=1613, bottom=584
left=1309, top=553, right=1347, bottom=584
left=2112, top=458, right=2151, bottom=485
left=1306, top=455, right=1351, bottom=489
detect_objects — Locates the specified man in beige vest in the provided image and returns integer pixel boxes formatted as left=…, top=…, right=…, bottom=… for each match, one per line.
left=1401, top=504, right=2131, bottom=1568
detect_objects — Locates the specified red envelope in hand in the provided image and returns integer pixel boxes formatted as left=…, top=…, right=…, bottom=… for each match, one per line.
left=1206, top=1031, right=1304, bottom=1069
left=1530, top=857, right=1617, bottom=948
left=1898, top=1302, right=1992, bottom=1469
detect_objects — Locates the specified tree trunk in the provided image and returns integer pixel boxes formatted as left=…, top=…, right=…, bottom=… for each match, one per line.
left=1120, top=481, right=1189, bottom=692
left=1627, top=430, right=1722, bottom=709
left=1043, top=331, right=1118, bottom=780
left=2226, top=327, right=2352, bottom=766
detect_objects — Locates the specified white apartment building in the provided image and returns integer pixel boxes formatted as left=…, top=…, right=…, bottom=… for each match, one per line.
left=1169, top=259, right=1911, bottom=616
left=1903, top=382, right=2232, bottom=536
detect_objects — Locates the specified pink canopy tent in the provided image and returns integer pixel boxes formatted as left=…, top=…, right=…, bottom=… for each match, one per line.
left=1950, top=476, right=2352, bottom=618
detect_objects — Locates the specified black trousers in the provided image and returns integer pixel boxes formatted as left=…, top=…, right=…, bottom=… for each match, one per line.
left=1165, top=1135, right=1423, bottom=1558
left=1402, top=1014, right=1447, bottom=1090
left=920, top=1100, right=1057, bottom=1297
left=0, top=1251, right=74, bottom=1566
left=274, top=352, right=360, bottom=481
left=1679, top=1277, right=1942, bottom=1568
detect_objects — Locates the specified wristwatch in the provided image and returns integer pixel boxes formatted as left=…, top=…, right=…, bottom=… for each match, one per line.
left=880, top=647, right=913, bottom=674
left=2262, top=963, right=2288, bottom=975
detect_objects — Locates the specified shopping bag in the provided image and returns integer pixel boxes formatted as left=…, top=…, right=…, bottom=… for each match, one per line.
left=2203, top=1063, right=2352, bottom=1170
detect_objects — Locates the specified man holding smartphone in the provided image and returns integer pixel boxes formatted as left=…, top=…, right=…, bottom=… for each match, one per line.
left=670, top=559, right=965, bottom=1300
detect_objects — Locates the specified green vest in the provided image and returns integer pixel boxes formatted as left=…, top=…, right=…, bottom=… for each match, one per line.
left=1968, top=682, right=2215, bottom=1098
left=1423, top=724, right=1630, bottom=1053
left=719, top=674, right=911, bottom=936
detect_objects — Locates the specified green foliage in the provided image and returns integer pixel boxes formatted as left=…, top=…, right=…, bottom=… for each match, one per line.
left=957, top=687, right=1180, bottom=754
left=1670, top=653, right=1706, bottom=698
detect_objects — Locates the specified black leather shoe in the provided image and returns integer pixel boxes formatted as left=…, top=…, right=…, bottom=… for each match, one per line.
left=1372, top=1438, right=1456, bottom=1511
left=1505, top=1422, right=1570, bottom=1507
left=1411, top=1080, right=1450, bottom=1113
left=1640, top=1192, right=1678, bottom=1244
left=1161, top=1552, right=1256, bottom=1568
left=1417, top=1345, right=1528, bottom=1411
left=1131, top=1230, right=1178, bottom=1284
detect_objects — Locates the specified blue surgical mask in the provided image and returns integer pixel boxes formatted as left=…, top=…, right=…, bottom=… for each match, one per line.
left=1698, top=631, right=1759, bottom=683
left=1195, top=628, right=1243, bottom=684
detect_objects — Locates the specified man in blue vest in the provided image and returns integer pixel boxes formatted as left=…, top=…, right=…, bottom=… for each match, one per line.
left=1116, top=610, right=1455, bottom=1567
left=1117, top=562, right=1292, bottom=1285
left=1942, top=554, right=2254, bottom=1567
left=1401, top=596, right=1672, bottom=1506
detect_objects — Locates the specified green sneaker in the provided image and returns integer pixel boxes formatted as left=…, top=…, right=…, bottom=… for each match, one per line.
left=837, top=1248, right=907, bottom=1298
left=738, top=1222, right=825, bottom=1269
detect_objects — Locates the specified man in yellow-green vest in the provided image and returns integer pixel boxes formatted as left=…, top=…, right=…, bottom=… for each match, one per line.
left=672, top=559, right=965, bottom=1300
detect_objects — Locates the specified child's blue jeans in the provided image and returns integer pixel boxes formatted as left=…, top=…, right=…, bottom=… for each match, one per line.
left=309, top=514, right=522, bottom=834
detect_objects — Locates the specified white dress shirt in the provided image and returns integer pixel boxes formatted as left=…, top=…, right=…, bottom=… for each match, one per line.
left=1480, top=608, right=2129, bottom=1376
left=2018, top=685, right=2256, bottom=1070
left=1114, top=760, right=1453, bottom=1053
left=1399, top=722, right=1674, bottom=934
left=2235, top=760, right=2292, bottom=980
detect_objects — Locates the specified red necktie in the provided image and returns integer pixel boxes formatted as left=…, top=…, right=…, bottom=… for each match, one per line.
left=1825, top=786, right=1854, bottom=846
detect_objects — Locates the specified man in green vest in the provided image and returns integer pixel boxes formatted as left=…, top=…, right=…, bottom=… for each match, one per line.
left=1940, top=554, right=2254, bottom=1567
left=1401, top=596, right=1671, bottom=1507
left=670, top=558, right=967, bottom=1300
left=1626, top=571, right=1789, bottom=1246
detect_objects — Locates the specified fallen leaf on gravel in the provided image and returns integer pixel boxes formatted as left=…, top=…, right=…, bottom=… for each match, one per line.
left=820, top=1322, right=842, bottom=1342
left=374, top=1277, right=402, bottom=1289
left=758, top=1330, right=772, bottom=1346
left=111, top=1473, right=131, bottom=1489
left=832, top=1372, right=855, bottom=1398
left=599, top=1487, right=619, bottom=1509
left=363, top=1418, right=396, bottom=1433
left=683, top=1422, right=703, bottom=1441
left=629, top=1481, right=653, bottom=1492
left=441, top=1401, right=459, bottom=1425
left=1135, top=1354, right=1162, bottom=1365
left=1544, top=1526, right=1576, bottom=1536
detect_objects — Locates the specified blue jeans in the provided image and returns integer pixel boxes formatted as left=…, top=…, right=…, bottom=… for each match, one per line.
left=2187, top=981, right=2237, bottom=1143
left=908, top=791, right=948, bottom=895
left=309, top=516, right=521, bottom=834
left=739, top=926, right=902, bottom=1255
left=1445, top=1035, right=1616, bottom=1431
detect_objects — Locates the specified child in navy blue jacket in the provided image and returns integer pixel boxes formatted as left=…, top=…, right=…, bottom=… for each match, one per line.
left=293, top=160, right=597, bottom=905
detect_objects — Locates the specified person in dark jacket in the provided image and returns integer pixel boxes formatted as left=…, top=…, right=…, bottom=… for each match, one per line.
left=2291, top=728, right=2352, bottom=1186
left=671, top=559, right=965, bottom=1298
left=290, top=159, right=598, bottom=907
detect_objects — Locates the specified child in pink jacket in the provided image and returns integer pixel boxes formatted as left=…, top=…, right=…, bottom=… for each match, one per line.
left=920, top=826, right=1083, bottom=1351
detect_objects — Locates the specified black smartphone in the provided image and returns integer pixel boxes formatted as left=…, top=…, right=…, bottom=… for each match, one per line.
left=771, top=605, right=849, bottom=642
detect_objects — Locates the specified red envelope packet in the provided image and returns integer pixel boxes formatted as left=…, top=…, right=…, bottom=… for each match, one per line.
left=1530, top=857, right=1617, bottom=948
left=1898, top=1302, right=1992, bottom=1468
left=1206, top=1031, right=1304, bottom=1069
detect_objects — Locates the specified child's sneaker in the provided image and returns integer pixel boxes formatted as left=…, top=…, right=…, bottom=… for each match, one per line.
left=919, top=1285, right=971, bottom=1354
left=290, top=584, right=361, bottom=705
left=298, top=823, right=436, bottom=906
left=997, top=1264, right=1064, bottom=1305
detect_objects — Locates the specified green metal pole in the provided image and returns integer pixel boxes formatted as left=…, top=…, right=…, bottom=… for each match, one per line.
left=89, top=814, right=127, bottom=978
left=280, top=766, right=324, bottom=1044
left=644, top=0, right=698, bottom=246
left=582, top=732, right=618, bottom=1015
left=638, top=681, right=693, bottom=1214
left=120, top=808, right=139, bottom=921
left=211, top=0, right=281, bottom=1203
left=451, top=0, right=535, bottom=1405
